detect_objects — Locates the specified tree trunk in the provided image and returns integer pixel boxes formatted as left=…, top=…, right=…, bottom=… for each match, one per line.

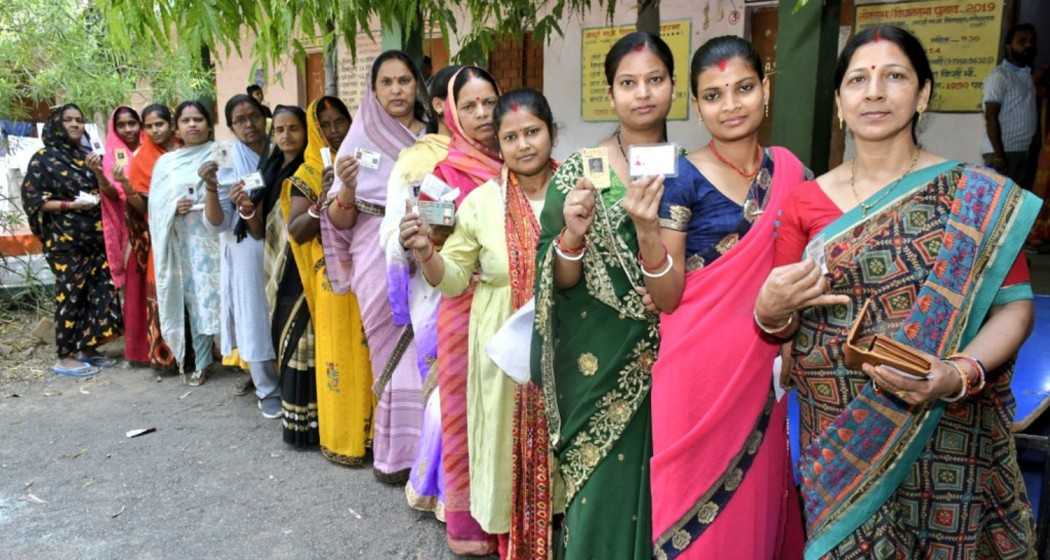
left=324, top=20, right=338, bottom=96
left=637, top=0, right=661, bottom=35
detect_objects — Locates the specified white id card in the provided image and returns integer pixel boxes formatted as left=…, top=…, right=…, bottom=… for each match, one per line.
left=90, top=139, right=104, bottom=156
left=628, top=143, right=678, bottom=178
left=355, top=148, right=381, bottom=170
left=242, top=171, right=265, bottom=192
left=211, top=141, right=233, bottom=168
left=320, top=147, right=333, bottom=168
left=419, top=173, right=458, bottom=202
left=803, top=233, right=828, bottom=274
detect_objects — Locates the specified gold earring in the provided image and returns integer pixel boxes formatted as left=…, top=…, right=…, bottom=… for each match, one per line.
left=764, top=103, right=769, bottom=118
left=838, top=115, right=844, bottom=130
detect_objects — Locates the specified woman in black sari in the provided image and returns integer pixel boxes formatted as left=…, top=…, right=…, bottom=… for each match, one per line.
left=21, top=104, right=122, bottom=376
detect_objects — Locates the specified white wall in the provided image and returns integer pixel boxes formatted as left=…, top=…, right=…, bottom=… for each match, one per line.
left=542, top=0, right=744, bottom=160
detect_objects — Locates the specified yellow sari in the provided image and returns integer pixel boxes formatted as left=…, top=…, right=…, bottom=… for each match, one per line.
left=280, top=98, right=375, bottom=465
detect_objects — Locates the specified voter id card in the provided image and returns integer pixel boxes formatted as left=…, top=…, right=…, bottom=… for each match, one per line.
left=90, top=139, right=104, bottom=156
left=355, top=147, right=381, bottom=170
left=803, top=233, right=828, bottom=274
left=320, top=147, right=333, bottom=168
left=628, top=143, right=678, bottom=179
left=579, top=147, right=611, bottom=191
left=211, top=141, right=233, bottom=168
left=115, top=148, right=129, bottom=165
left=417, top=200, right=456, bottom=227
left=242, top=171, right=265, bottom=192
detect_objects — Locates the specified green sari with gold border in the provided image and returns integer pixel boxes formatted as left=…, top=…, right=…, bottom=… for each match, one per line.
left=532, top=151, right=656, bottom=559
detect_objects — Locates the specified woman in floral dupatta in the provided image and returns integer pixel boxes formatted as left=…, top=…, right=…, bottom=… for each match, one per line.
left=427, top=65, right=502, bottom=555
left=640, top=37, right=805, bottom=559
left=323, top=50, right=428, bottom=483
left=378, top=64, right=459, bottom=522
left=532, top=32, right=674, bottom=559
left=282, top=96, right=376, bottom=464
left=755, top=27, right=1039, bottom=559
left=126, top=104, right=179, bottom=370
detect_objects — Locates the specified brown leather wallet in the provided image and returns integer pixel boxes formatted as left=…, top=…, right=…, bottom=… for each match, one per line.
left=843, top=300, right=932, bottom=378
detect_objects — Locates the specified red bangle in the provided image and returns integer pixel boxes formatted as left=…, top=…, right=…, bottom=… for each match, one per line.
left=948, top=354, right=986, bottom=395
left=556, top=229, right=585, bottom=255
left=334, top=196, right=355, bottom=211
left=61, top=201, right=69, bottom=211
left=420, top=246, right=437, bottom=264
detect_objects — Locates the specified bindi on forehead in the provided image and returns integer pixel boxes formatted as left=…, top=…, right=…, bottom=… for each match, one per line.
left=632, top=43, right=646, bottom=52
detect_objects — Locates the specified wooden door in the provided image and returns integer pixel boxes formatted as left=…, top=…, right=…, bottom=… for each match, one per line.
left=305, top=51, right=326, bottom=104
left=749, top=6, right=779, bottom=147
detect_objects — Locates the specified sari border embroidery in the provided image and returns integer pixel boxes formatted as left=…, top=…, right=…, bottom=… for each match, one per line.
left=372, top=325, right=414, bottom=397
left=653, top=390, right=776, bottom=559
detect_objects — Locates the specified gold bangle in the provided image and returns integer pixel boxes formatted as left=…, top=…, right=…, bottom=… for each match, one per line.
left=753, top=310, right=793, bottom=335
left=941, top=360, right=968, bottom=403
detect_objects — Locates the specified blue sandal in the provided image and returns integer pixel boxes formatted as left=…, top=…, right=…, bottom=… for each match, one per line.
left=78, top=354, right=117, bottom=368
left=52, top=363, right=100, bottom=378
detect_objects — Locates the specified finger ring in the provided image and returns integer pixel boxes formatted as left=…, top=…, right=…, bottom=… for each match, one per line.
left=872, top=382, right=881, bottom=394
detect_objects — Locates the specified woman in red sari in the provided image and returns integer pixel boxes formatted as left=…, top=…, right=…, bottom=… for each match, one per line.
left=633, top=37, right=806, bottom=559
left=430, top=66, right=503, bottom=556
left=124, top=104, right=179, bottom=370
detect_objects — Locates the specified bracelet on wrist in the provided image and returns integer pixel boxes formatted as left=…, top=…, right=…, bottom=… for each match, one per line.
left=638, top=246, right=669, bottom=274
left=419, top=246, right=437, bottom=264
left=941, top=360, right=968, bottom=403
left=238, top=208, right=257, bottom=220
left=753, top=309, right=794, bottom=335
left=555, top=229, right=586, bottom=261
left=639, top=253, right=674, bottom=279
left=334, top=196, right=355, bottom=211
left=307, top=205, right=321, bottom=220
left=947, top=354, right=986, bottom=396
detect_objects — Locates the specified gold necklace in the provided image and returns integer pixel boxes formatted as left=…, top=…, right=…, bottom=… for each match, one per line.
left=849, top=149, right=921, bottom=216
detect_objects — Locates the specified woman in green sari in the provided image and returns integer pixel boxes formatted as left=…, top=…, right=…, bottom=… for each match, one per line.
left=532, top=31, right=674, bottom=559
left=755, top=26, right=1039, bottom=559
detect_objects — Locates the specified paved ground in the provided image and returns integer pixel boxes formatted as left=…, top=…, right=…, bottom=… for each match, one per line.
left=0, top=362, right=468, bottom=560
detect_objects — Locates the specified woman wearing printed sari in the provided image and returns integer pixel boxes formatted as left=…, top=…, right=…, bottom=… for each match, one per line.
left=201, top=94, right=281, bottom=415
left=95, top=107, right=146, bottom=363
left=532, top=32, right=673, bottom=559
left=125, top=104, right=179, bottom=370
left=755, top=27, right=1039, bottom=559
left=324, top=50, right=428, bottom=483
left=282, top=96, right=375, bottom=464
left=21, top=104, right=123, bottom=377
left=378, top=64, right=459, bottom=520
left=258, top=106, right=310, bottom=444
left=638, top=37, right=805, bottom=559
left=426, top=65, right=503, bottom=555
left=403, top=88, right=557, bottom=558
left=148, top=101, right=222, bottom=380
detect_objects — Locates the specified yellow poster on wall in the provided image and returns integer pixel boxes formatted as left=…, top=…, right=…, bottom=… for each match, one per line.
left=855, top=1, right=1004, bottom=113
left=581, top=19, right=691, bottom=122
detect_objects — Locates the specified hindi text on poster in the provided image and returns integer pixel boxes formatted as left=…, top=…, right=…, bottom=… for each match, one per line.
left=581, top=20, right=692, bottom=122
left=855, top=0, right=1004, bottom=112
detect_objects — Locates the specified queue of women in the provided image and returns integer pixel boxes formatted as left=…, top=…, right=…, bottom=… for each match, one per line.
left=21, top=25, right=1040, bottom=559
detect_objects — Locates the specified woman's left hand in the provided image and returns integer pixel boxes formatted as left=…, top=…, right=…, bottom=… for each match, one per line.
left=85, top=152, right=103, bottom=174
left=622, top=175, right=664, bottom=235
left=862, top=357, right=964, bottom=406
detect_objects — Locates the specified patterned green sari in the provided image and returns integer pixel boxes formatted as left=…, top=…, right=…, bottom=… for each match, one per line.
left=792, top=162, right=1040, bottom=560
left=532, top=151, right=656, bottom=559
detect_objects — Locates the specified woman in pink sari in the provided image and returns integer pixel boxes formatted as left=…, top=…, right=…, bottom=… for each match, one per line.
left=323, top=50, right=428, bottom=483
left=632, top=37, right=806, bottom=559
left=97, top=107, right=147, bottom=363
left=430, top=66, right=502, bottom=556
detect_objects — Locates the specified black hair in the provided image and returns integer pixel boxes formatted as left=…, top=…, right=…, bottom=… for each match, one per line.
left=604, top=31, right=675, bottom=87
left=834, top=26, right=934, bottom=143
left=247, top=84, right=263, bottom=95
left=1006, top=23, right=1036, bottom=44
left=451, top=66, right=500, bottom=104
left=492, top=88, right=556, bottom=144
left=689, top=36, right=764, bottom=98
left=113, top=106, right=142, bottom=125
left=369, top=50, right=429, bottom=123
left=315, top=95, right=352, bottom=123
left=224, top=94, right=267, bottom=128
left=271, top=104, right=308, bottom=130
left=141, top=103, right=173, bottom=124
left=426, top=64, right=462, bottom=133
left=174, top=100, right=213, bottom=129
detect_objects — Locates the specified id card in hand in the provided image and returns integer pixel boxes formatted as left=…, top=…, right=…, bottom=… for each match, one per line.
left=242, top=171, right=265, bottom=192
left=579, top=147, right=611, bottom=191
left=320, top=147, right=333, bottom=168
left=418, top=200, right=456, bottom=227
left=355, top=148, right=381, bottom=170
left=628, top=143, right=678, bottom=178
left=803, top=233, right=828, bottom=274
left=212, top=142, right=233, bottom=168
left=115, top=148, right=129, bottom=166
left=90, top=139, right=104, bottom=156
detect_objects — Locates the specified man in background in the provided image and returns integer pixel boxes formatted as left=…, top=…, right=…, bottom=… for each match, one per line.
left=246, top=84, right=273, bottom=119
left=983, top=23, right=1038, bottom=188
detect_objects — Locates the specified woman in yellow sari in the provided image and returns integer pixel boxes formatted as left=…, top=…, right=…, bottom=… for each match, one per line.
left=280, top=96, right=374, bottom=465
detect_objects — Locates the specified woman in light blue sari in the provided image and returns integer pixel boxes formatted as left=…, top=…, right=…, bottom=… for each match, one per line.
left=755, top=26, right=1039, bottom=559
left=201, top=94, right=281, bottom=418
left=149, top=101, right=222, bottom=381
